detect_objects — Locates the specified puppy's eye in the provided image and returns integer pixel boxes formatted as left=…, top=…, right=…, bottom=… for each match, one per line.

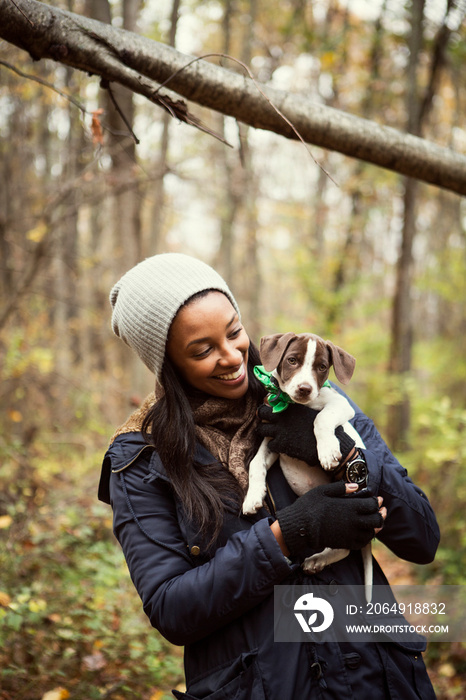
left=318, top=364, right=328, bottom=372
left=287, top=357, right=297, bottom=365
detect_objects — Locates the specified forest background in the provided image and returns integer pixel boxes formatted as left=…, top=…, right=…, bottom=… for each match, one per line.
left=0, top=0, right=465, bottom=698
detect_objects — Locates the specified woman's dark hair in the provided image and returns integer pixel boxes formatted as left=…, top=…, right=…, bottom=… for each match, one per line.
left=141, top=293, right=266, bottom=545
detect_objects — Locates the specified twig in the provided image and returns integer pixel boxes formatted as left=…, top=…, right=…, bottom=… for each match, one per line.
left=0, top=59, right=87, bottom=113
left=155, top=53, right=339, bottom=186
left=103, top=80, right=140, bottom=144
left=0, top=60, right=145, bottom=146
left=8, top=0, right=34, bottom=26
left=137, top=76, right=233, bottom=147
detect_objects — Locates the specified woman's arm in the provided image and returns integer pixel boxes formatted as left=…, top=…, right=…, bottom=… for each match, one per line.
left=109, top=454, right=292, bottom=647
left=351, top=406, right=440, bottom=564
left=256, top=390, right=440, bottom=565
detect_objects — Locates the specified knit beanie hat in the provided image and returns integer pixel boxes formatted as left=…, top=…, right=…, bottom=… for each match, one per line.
left=110, top=253, right=240, bottom=380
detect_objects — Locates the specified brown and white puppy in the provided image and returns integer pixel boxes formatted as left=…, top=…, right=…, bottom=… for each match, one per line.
left=243, top=332, right=372, bottom=599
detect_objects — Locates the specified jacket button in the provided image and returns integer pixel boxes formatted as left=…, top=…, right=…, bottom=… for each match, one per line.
left=328, top=580, right=339, bottom=596
left=190, top=545, right=201, bottom=556
left=299, top=528, right=306, bottom=537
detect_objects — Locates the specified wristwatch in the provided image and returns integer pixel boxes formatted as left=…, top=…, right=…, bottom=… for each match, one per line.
left=344, top=451, right=368, bottom=489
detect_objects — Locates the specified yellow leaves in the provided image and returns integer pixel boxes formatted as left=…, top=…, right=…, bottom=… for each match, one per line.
left=26, top=222, right=48, bottom=243
left=425, top=447, right=458, bottom=464
left=0, top=514, right=13, bottom=529
left=320, top=52, right=336, bottom=71
left=7, top=592, right=47, bottom=613
left=3, top=328, right=55, bottom=381
left=8, top=347, right=54, bottom=378
left=149, top=692, right=166, bottom=700
left=438, top=663, right=456, bottom=678
left=29, top=598, right=47, bottom=613
left=41, top=689, right=70, bottom=700
left=0, top=591, right=12, bottom=606
left=8, top=409, right=22, bottom=422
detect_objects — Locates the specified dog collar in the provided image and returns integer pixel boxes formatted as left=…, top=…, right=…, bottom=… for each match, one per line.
left=254, top=365, right=332, bottom=413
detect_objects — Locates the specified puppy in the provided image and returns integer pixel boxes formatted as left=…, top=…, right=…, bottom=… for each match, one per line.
left=243, top=332, right=372, bottom=600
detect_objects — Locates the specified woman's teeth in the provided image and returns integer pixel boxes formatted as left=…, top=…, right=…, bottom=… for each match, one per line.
left=216, top=364, right=244, bottom=381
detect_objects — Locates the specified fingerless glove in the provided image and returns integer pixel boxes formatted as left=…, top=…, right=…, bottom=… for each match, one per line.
left=256, top=403, right=355, bottom=466
left=276, top=481, right=382, bottom=557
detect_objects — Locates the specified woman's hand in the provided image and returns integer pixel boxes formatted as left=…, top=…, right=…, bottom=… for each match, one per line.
left=272, top=481, right=384, bottom=558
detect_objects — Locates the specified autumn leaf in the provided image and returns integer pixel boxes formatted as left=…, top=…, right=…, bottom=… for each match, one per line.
left=91, top=108, right=104, bottom=146
left=8, top=410, right=22, bottom=423
left=0, top=515, right=13, bottom=529
left=82, top=650, right=106, bottom=671
left=149, top=692, right=165, bottom=700
left=41, top=689, right=70, bottom=700
left=26, top=223, right=47, bottom=243
left=0, top=591, right=12, bottom=606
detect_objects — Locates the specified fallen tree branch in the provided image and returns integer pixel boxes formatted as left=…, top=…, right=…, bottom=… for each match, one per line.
left=1, top=0, right=465, bottom=194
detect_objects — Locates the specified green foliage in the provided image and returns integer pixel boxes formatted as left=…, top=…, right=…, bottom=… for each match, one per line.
left=0, top=440, right=183, bottom=700
left=397, top=396, right=466, bottom=585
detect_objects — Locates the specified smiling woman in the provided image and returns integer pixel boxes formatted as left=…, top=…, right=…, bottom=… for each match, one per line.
left=166, top=291, right=250, bottom=399
left=99, top=252, right=439, bottom=700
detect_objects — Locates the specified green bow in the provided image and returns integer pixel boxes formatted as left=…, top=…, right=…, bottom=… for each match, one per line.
left=253, top=365, right=332, bottom=413
left=253, top=365, right=295, bottom=413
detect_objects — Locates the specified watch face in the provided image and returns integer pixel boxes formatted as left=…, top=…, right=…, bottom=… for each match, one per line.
left=346, top=460, right=368, bottom=485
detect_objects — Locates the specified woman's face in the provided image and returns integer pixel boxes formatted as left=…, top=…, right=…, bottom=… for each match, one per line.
left=166, top=292, right=250, bottom=399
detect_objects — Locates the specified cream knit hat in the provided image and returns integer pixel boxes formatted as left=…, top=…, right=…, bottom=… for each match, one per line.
left=110, top=253, right=240, bottom=379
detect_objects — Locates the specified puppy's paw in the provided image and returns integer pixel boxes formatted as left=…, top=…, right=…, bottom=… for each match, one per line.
left=304, top=548, right=350, bottom=574
left=242, top=488, right=265, bottom=514
left=303, top=553, right=327, bottom=574
left=318, top=437, right=342, bottom=471
left=242, top=499, right=263, bottom=515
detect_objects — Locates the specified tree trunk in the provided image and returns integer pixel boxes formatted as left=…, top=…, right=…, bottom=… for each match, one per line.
left=53, top=65, right=82, bottom=401
left=214, top=0, right=237, bottom=288
left=86, top=0, right=145, bottom=397
left=387, top=0, right=457, bottom=449
left=147, top=0, right=180, bottom=256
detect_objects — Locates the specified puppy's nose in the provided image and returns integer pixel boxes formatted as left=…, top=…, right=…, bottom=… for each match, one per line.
left=297, top=383, right=313, bottom=397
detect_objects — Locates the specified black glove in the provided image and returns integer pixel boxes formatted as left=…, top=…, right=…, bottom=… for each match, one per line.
left=276, top=481, right=382, bottom=557
left=256, top=403, right=355, bottom=466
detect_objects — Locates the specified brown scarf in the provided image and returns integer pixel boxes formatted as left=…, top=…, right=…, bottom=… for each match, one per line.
left=111, top=390, right=260, bottom=491
left=190, top=393, right=259, bottom=491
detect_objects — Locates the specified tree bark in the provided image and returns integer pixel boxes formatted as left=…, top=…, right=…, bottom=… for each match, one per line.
left=147, top=0, right=180, bottom=256
left=1, top=0, right=465, bottom=194
left=387, top=0, right=458, bottom=449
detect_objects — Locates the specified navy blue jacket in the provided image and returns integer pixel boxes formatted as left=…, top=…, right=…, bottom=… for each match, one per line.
left=99, top=395, right=439, bottom=699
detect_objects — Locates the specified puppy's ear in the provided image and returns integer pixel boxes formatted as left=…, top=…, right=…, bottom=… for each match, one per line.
left=326, top=342, right=356, bottom=385
left=260, top=333, right=297, bottom=371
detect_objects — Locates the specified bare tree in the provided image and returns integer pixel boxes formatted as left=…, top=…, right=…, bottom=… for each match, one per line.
left=147, top=0, right=180, bottom=256
left=387, top=0, right=462, bottom=448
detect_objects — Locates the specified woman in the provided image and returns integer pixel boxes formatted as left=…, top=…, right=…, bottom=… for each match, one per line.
left=99, top=253, right=439, bottom=699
